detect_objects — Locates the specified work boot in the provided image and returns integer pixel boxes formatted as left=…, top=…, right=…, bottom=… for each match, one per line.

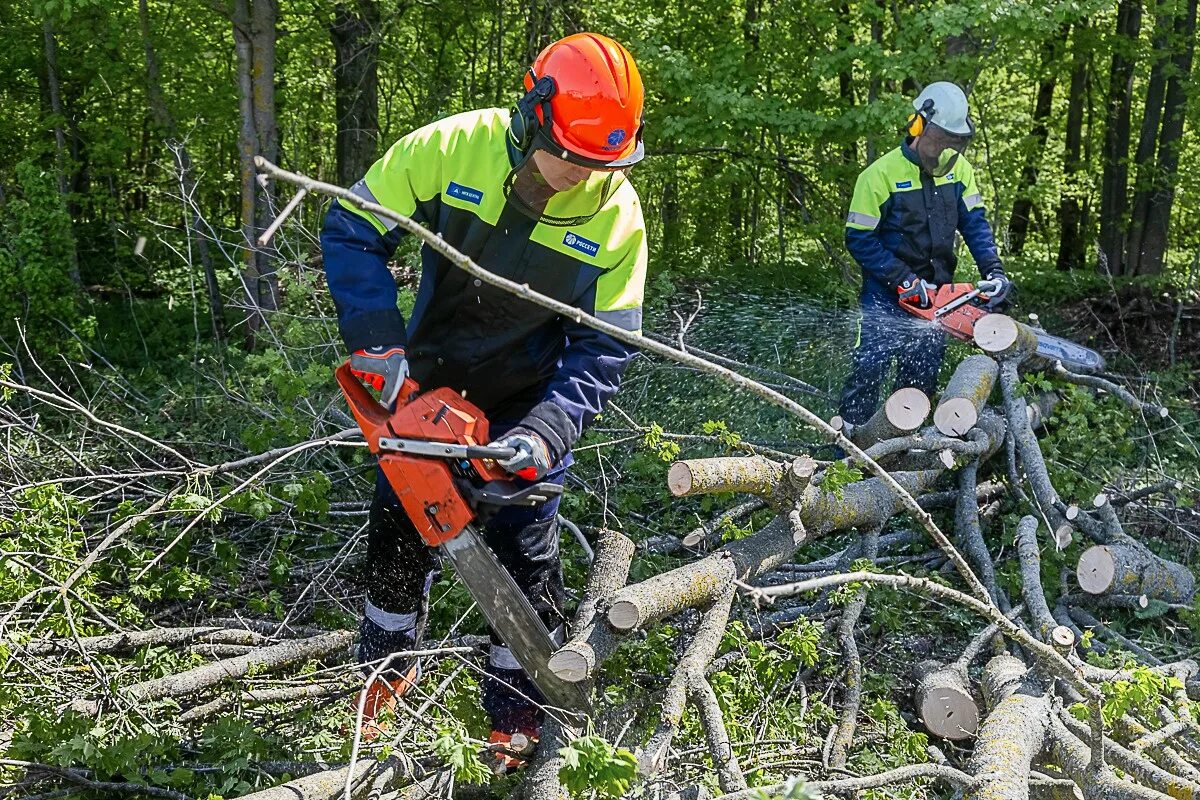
left=483, top=661, right=545, bottom=773
left=354, top=613, right=421, bottom=741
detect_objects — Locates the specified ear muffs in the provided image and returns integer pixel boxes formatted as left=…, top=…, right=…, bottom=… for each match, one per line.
left=907, top=97, right=936, bottom=138
left=907, top=111, right=925, bottom=138
left=509, top=71, right=558, bottom=152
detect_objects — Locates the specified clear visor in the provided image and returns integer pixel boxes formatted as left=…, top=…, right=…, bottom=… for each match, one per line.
left=918, top=123, right=973, bottom=177
left=503, top=131, right=623, bottom=226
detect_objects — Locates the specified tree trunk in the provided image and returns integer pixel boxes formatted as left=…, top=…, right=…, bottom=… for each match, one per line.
left=1007, top=34, right=1061, bottom=255
left=250, top=0, right=280, bottom=313
left=1134, top=0, right=1198, bottom=275
left=41, top=17, right=82, bottom=289
left=1124, top=7, right=1175, bottom=273
left=866, top=0, right=884, bottom=162
left=1056, top=20, right=1089, bottom=271
left=1097, top=0, right=1142, bottom=276
left=838, top=2, right=857, bottom=165
left=139, top=0, right=225, bottom=344
left=330, top=0, right=382, bottom=189
left=233, top=0, right=280, bottom=344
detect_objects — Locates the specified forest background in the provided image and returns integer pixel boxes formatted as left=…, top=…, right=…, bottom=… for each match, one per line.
left=2, top=0, right=1200, bottom=799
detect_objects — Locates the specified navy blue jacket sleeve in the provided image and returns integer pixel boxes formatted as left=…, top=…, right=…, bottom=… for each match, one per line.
left=845, top=227, right=911, bottom=288
left=957, top=201, right=1004, bottom=278
left=319, top=199, right=408, bottom=351
left=517, top=297, right=638, bottom=465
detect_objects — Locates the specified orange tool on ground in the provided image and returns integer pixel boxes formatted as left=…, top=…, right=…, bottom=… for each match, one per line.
left=336, top=363, right=591, bottom=715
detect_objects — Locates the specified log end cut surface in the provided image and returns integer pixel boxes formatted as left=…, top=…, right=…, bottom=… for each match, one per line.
left=547, top=648, right=592, bottom=683
left=974, top=314, right=1019, bottom=354
left=919, top=686, right=980, bottom=740
left=886, top=387, right=932, bottom=432
left=667, top=462, right=694, bottom=497
left=1077, top=545, right=1116, bottom=595
left=934, top=398, right=980, bottom=437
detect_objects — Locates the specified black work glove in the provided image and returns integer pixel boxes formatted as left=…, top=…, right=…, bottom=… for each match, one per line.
left=977, top=269, right=1012, bottom=309
left=349, top=345, right=409, bottom=406
left=897, top=273, right=936, bottom=309
left=494, top=430, right=553, bottom=481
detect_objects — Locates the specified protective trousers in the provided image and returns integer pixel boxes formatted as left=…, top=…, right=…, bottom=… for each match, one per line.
left=359, top=462, right=567, bottom=732
left=838, top=298, right=948, bottom=427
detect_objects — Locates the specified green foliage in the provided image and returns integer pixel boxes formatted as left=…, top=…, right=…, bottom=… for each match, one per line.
left=820, top=461, right=864, bottom=500
left=702, top=419, right=743, bottom=450
left=432, top=724, right=492, bottom=785
left=0, top=160, right=90, bottom=355
left=642, top=422, right=682, bottom=462
left=1070, top=664, right=1187, bottom=726
left=558, top=735, right=638, bottom=799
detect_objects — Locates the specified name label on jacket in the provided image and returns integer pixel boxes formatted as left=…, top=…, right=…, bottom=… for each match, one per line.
left=563, top=231, right=600, bottom=257
left=895, top=180, right=913, bottom=189
left=446, top=181, right=483, bottom=204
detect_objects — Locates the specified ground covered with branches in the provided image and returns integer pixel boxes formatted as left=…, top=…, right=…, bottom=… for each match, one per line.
left=2, top=204, right=1199, bottom=800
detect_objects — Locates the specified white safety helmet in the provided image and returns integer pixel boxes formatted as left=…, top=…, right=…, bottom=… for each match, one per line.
left=911, top=81, right=973, bottom=137
left=909, top=81, right=974, bottom=176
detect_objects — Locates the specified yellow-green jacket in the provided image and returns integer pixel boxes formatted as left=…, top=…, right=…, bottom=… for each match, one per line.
left=320, top=108, right=647, bottom=460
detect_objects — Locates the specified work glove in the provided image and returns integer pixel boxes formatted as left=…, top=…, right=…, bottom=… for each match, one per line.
left=493, top=430, right=553, bottom=481
left=977, top=270, right=1012, bottom=309
left=897, top=274, right=936, bottom=309
left=349, top=345, right=409, bottom=406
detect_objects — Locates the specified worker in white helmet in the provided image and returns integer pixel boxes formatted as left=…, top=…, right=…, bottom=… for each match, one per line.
left=838, top=81, right=1013, bottom=428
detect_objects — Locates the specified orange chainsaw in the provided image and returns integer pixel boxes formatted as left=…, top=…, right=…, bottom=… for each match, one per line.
left=901, top=282, right=1105, bottom=372
left=336, top=362, right=590, bottom=715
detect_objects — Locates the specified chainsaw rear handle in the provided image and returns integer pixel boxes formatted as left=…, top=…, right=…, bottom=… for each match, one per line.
left=334, top=361, right=419, bottom=450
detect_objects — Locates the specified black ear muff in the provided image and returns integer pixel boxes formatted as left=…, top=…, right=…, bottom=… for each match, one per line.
left=509, top=71, right=558, bottom=152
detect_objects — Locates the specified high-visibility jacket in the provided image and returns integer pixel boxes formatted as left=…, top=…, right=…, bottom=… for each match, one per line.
left=844, top=140, right=1002, bottom=302
left=320, top=108, right=648, bottom=460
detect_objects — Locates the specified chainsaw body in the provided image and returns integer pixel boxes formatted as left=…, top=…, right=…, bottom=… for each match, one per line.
left=336, top=364, right=560, bottom=545
left=899, top=282, right=988, bottom=342
left=900, top=282, right=1106, bottom=372
left=335, top=362, right=588, bottom=714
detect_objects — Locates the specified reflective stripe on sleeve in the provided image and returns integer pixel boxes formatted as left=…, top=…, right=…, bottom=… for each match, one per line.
left=963, top=193, right=983, bottom=210
left=350, top=179, right=398, bottom=231
left=846, top=211, right=881, bottom=230
left=595, top=306, right=642, bottom=332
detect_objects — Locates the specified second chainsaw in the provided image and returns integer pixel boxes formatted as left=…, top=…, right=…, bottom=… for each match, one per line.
left=900, top=281, right=1105, bottom=372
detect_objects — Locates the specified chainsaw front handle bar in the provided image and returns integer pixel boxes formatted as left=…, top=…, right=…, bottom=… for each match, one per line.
left=335, top=361, right=419, bottom=451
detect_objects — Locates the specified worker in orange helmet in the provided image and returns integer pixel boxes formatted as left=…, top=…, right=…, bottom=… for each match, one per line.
left=320, top=33, right=648, bottom=768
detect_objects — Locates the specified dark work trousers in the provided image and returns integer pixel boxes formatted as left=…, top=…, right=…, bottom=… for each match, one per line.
left=838, top=296, right=948, bottom=427
left=359, top=459, right=567, bottom=732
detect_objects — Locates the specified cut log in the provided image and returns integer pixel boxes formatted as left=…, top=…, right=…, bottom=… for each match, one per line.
left=1076, top=543, right=1195, bottom=604
left=975, top=314, right=1039, bottom=361
left=850, top=387, right=931, bottom=447
left=965, top=655, right=1052, bottom=800
left=935, top=355, right=999, bottom=437
left=667, top=456, right=783, bottom=498
left=912, top=660, right=980, bottom=740
left=549, top=530, right=636, bottom=683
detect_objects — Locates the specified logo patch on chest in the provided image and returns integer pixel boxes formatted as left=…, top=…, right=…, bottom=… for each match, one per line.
left=446, top=181, right=483, bottom=204
left=895, top=180, right=913, bottom=189
left=563, top=231, right=600, bottom=257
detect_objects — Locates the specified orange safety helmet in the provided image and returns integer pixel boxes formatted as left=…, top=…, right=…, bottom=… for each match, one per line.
left=511, top=32, right=645, bottom=169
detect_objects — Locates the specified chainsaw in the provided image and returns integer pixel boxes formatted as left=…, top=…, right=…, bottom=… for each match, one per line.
left=901, top=282, right=1106, bottom=372
left=336, top=363, right=591, bottom=715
